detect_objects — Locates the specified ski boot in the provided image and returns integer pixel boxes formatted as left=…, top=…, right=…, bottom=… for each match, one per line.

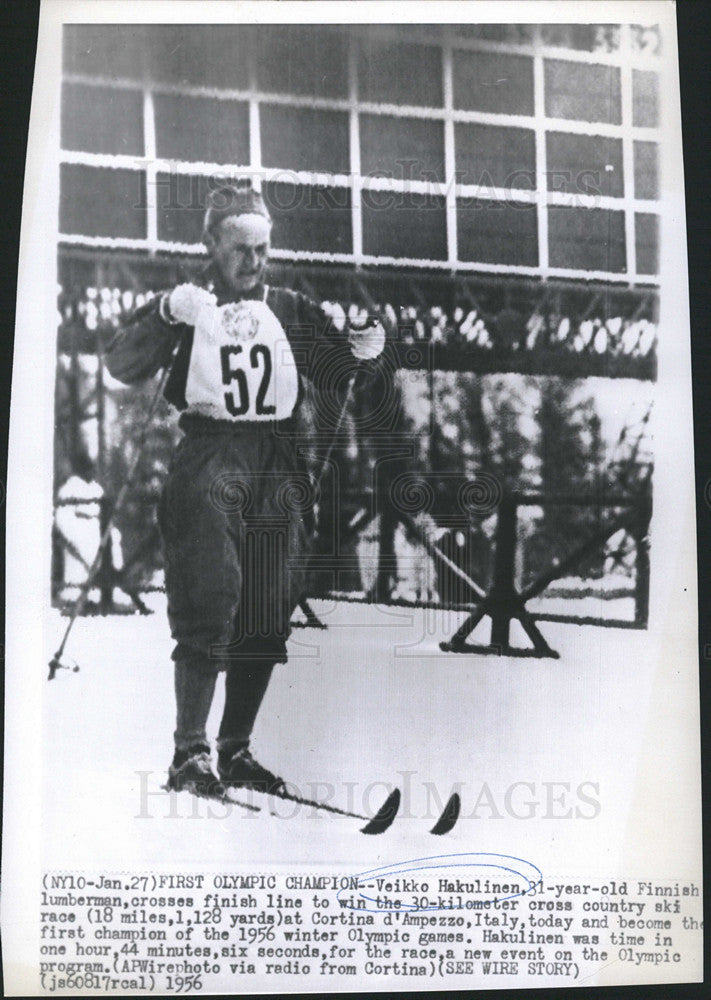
left=217, top=743, right=286, bottom=794
left=168, top=744, right=223, bottom=796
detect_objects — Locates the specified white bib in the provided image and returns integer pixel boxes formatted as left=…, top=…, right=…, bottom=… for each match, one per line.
left=185, top=297, right=299, bottom=421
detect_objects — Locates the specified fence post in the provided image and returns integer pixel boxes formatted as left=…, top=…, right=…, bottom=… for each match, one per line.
left=634, top=492, right=652, bottom=627
left=374, top=454, right=397, bottom=603
left=69, top=323, right=81, bottom=467
left=489, top=490, right=518, bottom=649
left=96, top=347, right=114, bottom=612
left=375, top=504, right=397, bottom=603
left=98, top=495, right=115, bottom=611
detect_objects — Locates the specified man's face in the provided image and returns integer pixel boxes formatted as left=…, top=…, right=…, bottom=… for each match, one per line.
left=206, top=213, right=271, bottom=295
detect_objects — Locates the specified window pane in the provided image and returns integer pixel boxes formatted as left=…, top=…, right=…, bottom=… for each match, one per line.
left=263, top=183, right=352, bottom=254
left=156, top=177, right=353, bottom=252
left=145, top=25, right=252, bottom=89
left=630, top=24, right=662, bottom=56
left=261, top=105, right=350, bottom=174
left=154, top=94, right=249, bottom=165
left=458, top=25, right=535, bottom=44
left=635, top=213, right=659, bottom=275
left=61, top=82, right=144, bottom=156
left=257, top=26, right=348, bottom=98
left=360, top=115, right=445, bottom=182
left=358, top=39, right=443, bottom=107
left=541, top=24, right=620, bottom=52
left=544, top=59, right=621, bottom=124
left=455, top=124, right=535, bottom=189
left=156, top=173, right=213, bottom=244
left=546, top=132, right=623, bottom=197
left=457, top=199, right=538, bottom=266
left=548, top=206, right=626, bottom=272
left=634, top=142, right=659, bottom=200
left=63, top=24, right=149, bottom=79
left=633, top=69, right=659, bottom=127
left=362, top=193, right=446, bottom=260
left=453, top=50, right=534, bottom=116
left=60, top=164, right=147, bottom=239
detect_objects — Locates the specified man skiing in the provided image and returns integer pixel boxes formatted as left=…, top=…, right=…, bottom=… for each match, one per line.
left=106, top=182, right=385, bottom=796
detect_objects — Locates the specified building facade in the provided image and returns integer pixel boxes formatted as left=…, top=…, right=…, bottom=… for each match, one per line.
left=60, top=23, right=661, bottom=284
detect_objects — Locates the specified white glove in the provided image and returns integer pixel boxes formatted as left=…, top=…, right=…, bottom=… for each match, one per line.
left=348, top=319, right=386, bottom=361
left=161, top=283, right=217, bottom=326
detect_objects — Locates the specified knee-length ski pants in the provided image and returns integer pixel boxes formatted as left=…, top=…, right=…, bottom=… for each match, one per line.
left=158, top=415, right=310, bottom=677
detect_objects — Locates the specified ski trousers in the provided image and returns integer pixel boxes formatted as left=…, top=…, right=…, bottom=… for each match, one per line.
left=158, top=414, right=311, bottom=676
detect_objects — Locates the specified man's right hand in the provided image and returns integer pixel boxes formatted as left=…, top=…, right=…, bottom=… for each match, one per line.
left=161, top=283, right=217, bottom=326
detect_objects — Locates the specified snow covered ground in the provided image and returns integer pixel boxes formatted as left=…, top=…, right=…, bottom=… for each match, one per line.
left=42, top=593, right=669, bottom=880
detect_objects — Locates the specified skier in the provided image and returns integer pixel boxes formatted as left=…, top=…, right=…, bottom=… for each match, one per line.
left=106, top=182, right=385, bottom=796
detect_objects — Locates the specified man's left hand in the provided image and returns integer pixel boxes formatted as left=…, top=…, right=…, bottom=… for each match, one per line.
left=348, top=318, right=386, bottom=360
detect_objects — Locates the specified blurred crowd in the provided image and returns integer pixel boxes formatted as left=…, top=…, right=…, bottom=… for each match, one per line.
left=58, top=284, right=658, bottom=362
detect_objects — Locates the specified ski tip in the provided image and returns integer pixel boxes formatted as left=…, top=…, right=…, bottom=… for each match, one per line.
left=360, top=787, right=401, bottom=835
left=430, top=791, right=461, bottom=836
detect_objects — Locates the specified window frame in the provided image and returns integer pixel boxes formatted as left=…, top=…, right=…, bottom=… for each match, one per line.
left=59, top=23, right=661, bottom=283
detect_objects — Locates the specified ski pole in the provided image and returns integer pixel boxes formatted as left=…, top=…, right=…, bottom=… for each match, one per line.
left=312, top=367, right=359, bottom=494
left=48, top=343, right=180, bottom=679
left=311, top=311, right=387, bottom=491
left=296, top=363, right=361, bottom=634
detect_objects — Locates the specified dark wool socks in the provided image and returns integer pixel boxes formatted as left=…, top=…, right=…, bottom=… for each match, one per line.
left=173, top=660, right=217, bottom=751
left=217, top=659, right=276, bottom=750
